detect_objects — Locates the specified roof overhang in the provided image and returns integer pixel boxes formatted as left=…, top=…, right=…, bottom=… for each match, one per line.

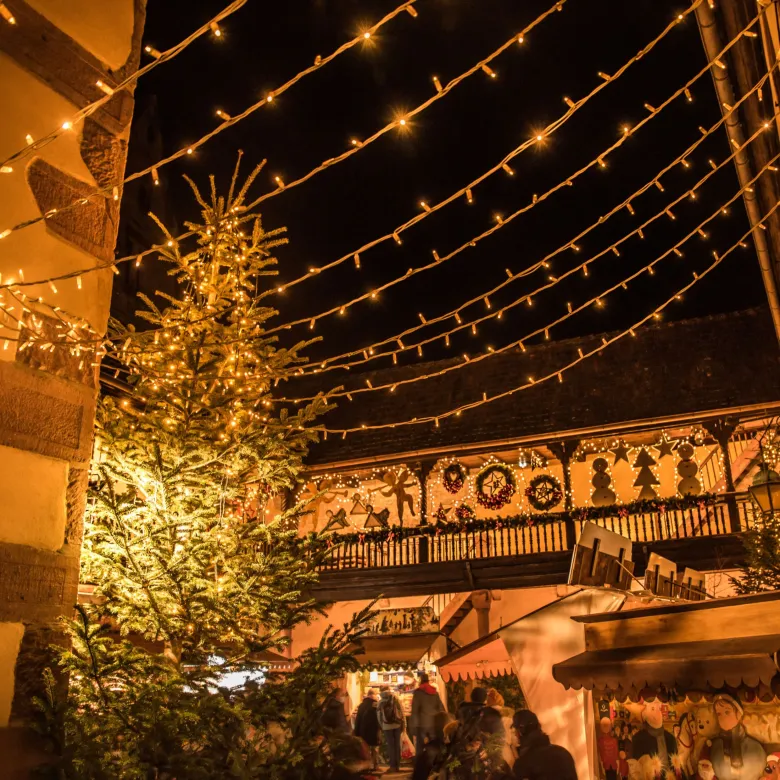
left=435, top=634, right=513, bottom=682
left=552, top=635, right=780, bottom=694
left=349, top=631, right=442, bottom=668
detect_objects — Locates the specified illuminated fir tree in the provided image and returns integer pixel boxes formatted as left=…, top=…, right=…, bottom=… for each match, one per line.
left=37, top=157, right=370, bottom=779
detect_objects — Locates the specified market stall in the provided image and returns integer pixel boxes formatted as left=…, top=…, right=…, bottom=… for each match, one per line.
left=346, top=607, right=448, bottom=719
left=436, top=587, right=626, bottom=780
left=552, top=591, right=780, bottom=780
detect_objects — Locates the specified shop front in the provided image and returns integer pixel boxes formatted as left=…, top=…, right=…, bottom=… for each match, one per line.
left=347, top=607, right=448, bottom=721
left=552, top=591, right=780, bottom=780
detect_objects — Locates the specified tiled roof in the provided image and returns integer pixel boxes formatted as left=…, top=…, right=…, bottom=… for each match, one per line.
left=295, top=308, right=780, bottom=467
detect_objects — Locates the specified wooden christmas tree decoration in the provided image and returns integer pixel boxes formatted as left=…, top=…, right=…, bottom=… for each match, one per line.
left=633, top=447, right=660, bottom=499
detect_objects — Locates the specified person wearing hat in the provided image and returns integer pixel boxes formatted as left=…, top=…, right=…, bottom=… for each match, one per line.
left=354, top=688, right=381, bottom=769
left=512, top=709, right=577, bottom=780
left=710, top=693, right=766, bottom=780
left=410, top=672, right=446, bottom=758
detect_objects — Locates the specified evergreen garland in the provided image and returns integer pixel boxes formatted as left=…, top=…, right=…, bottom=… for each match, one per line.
left=323, top=493, right=718, bottom=546
left=442, top=462, right=467, bottom=494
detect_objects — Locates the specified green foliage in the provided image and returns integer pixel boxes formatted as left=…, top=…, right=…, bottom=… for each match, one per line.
left=38, top=158, right=371, bottom=778
left=737, top=511, right=780, bottom=593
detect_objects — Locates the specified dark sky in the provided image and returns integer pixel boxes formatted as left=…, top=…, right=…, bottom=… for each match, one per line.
left=121, top=0, right=769, bottom=377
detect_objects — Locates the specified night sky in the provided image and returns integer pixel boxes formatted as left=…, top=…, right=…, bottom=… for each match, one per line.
left=121, top=0, right=770, bottom=378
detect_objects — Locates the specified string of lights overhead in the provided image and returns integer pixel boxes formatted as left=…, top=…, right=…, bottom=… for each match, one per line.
left=91, top=65, right=773, bottom=370
left=91, top=141, right=780, bottom=406
left=0, top=0, right=420, bottom=243
left=316, top=193, right=780, bottom=437
left=263, top=142, right=780, bottom=402
left=288, top=67, right=774, bottom=375
left=0, top=0, right=569, bottom=250
left=0, top=0, right=249, bottom=170
left=251, top=5, right=759, bottom=338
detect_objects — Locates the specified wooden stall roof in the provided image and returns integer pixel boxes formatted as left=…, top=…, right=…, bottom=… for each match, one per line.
left=552, top=634, right=780, bottom=693
left=299, top=308, right=780, bottom=469
left=349, top=632, right=442, bottom=667
left=434, top=634, right=513, bottom=682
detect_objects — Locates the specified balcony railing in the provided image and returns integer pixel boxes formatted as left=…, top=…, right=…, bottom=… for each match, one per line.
left=316, top=493, right=757, bottom=572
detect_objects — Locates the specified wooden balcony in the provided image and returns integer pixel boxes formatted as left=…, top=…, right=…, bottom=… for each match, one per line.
left=311, top=494, right=754, bottom=601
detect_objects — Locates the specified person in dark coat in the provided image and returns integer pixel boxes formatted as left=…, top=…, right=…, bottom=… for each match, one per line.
left=322, top=688, right=352, bottom=735
left=354, top=688, right=380, bottom=768
left=412, top=711, right=453, bottom=780
left=410, top=672, right=446, bottom=757
left=512, top=709, right=577, bottom=780
left=457, top=686, right=488, bottom=727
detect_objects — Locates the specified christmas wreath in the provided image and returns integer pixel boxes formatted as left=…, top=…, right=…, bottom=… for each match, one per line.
left=525, top=474, right=563, bottom=511
left=454, top=503, right=476, bottom=521
left=475, top=463, right=516, bottom=510
left=442, top=462, right=467, bottom=494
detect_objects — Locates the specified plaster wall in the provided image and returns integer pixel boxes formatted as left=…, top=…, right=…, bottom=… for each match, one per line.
left=0, top=445, right=67, bottom=550
left=26, top=0, right=135, bottom=70
left=0, top=623, right=24, bottom=727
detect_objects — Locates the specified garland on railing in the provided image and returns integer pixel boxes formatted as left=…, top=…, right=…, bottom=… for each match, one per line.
left=314, top=493, right=719, bottom=546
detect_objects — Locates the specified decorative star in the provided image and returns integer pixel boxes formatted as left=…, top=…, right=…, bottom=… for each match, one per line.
left=654, top=438, right=676, bottom=459
left=483, top=471, right=506, bottom=495
left=610, top=443, right=630, bottom=465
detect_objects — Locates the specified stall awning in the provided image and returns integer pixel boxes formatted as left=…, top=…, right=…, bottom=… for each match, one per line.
left=553, top=634, right=780, bottom=693
left=350, top=632, right=442, bottom=668
left=248, top=649, right=297, bottom=672
left=435, top=635, right=513, bottom=681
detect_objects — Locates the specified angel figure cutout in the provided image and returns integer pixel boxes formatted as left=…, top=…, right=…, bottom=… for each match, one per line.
left=380, top=470, right=417, bottom=526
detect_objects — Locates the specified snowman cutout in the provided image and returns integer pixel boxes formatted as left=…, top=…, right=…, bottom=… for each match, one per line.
left=677, top=442, right=702, bottom=496
left=591, top=457, right=616, bottom=507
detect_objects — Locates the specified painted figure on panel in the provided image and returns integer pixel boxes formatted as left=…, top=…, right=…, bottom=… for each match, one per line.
left=710, top=694, right=766, bottom=780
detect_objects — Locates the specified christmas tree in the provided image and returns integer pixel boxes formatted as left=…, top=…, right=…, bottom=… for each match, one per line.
left=738, top=452, right=780, bottom=593
left=36, top=157, right=371, bottom=778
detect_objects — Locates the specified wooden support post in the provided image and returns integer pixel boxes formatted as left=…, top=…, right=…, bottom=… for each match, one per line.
left=416, top=461, right=435, bottom=563
left=549, top=440, right=581, bottom=549
left=703, top=418, right=741, bottom=532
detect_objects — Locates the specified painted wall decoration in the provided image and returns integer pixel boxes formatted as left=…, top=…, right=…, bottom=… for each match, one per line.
left=592, top=457, right=617, bottom=507
left=677, top=443, right=702, bottom=497
left=364, top=607, right=439, bottom=636
left=633, top=448, right=661, bottom=500
left=593, top=691, right=780, bottom=780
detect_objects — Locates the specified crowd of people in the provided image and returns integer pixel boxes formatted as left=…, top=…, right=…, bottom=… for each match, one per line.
left=320, top=674, right=577, bottom=780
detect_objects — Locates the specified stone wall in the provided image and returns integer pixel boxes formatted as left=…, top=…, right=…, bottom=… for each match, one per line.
left=0, top=1, right=145, bottom=773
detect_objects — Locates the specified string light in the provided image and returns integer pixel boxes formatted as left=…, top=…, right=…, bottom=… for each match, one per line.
left=266, top=46, right=771, bottom=355
left=0, top=3, right=15, bottom=24
left=0, top=0, right=419, bottom=226
left=311, top=198, right=780, bottom=435
left=1, top=0, right=250, bottom=169
left=277, top=148, right=780, bottom=403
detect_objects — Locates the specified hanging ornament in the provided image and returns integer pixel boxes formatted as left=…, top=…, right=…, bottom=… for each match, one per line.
left=633, top=448, right=660, bottom=500
left=676, top=442, right=701, bottom=496
left=475, top=463, right=516, bottom=510
left=591, top=457, right=616, bottom=507
left=525, top=474, right=563, bottom=511
left=442, top=462, right=467, bottom=494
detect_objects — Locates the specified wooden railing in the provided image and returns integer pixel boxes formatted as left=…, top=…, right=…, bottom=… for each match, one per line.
left=316, top=493, right=756, bottom=572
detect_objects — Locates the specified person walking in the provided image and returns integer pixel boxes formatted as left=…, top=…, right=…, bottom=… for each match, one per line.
left=322, top=688, right=352, bottom=735
left=456, top=686, right=488, bottom=727
left=354, top=688, right=381, bottom=769
left=410, top=672, right=446, bottom=757
left=378, top=685, right=406, bottom=773
left=512, top=710, right=577, bottom=780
